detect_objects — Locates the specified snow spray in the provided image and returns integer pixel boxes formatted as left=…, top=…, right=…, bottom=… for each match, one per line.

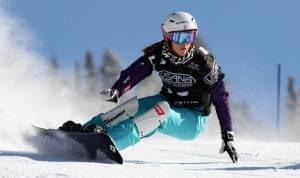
left=0, top=4, right=105, bottom=153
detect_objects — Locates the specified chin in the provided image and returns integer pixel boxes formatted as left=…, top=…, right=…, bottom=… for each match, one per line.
left=180, top=51, right=188, bottom=56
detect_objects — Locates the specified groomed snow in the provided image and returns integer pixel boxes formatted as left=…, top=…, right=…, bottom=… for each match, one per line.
left=0, top=134, right=299, bottom=178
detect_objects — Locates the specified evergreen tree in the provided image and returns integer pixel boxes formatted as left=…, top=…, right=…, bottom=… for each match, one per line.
left=287, top=76, right=299, bottom=112
left=286, top=75, right=300, bottom=140
left=49, top=55, right=59, bottom=78
left=99, top=48, right=122, bottom=88
left=74, top=60, right=83, bottom=89
left=195, top=35, right=215, bottom=56
left=84, top=50, right=97, bottom=93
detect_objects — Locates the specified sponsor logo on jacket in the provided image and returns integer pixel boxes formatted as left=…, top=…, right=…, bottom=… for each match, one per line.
left=159, top=70, right=196, bottom=87
left=187, top=62, right=200, bottom=71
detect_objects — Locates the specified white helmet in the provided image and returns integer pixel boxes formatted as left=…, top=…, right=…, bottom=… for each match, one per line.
left=161, top=11, right=198, bottom=36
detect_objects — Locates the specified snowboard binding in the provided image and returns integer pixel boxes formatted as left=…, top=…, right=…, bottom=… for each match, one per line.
left=58, top=121, right=105, bottom=133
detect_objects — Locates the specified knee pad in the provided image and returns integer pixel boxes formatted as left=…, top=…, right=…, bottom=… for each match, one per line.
left=102, top=96, right=139, bottom=127
left=133, top=101, right=170, bottom=137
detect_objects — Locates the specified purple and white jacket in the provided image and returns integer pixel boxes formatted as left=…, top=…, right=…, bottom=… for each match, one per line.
left=111, top=42, right=232, bottom=131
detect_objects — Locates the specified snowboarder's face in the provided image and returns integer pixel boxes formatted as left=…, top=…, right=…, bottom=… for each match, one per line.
left=171, top=42, right=191, bottom=57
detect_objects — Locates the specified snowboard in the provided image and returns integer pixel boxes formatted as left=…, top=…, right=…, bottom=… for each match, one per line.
left=32, top=126, right=123, bottom=164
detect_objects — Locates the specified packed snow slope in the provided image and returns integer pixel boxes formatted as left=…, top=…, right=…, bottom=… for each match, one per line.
left=0, top=2, right=299, bottom=178
left=0, top=135, right=300, bottom=178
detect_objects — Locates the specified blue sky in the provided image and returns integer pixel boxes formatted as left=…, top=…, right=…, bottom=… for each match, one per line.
left=4, top=0, right=300, bottom=125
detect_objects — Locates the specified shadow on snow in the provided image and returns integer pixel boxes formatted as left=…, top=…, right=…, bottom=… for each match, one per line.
left=126, top=160, right=300, bottom=171
left=0, top=150, right=113, bottom=164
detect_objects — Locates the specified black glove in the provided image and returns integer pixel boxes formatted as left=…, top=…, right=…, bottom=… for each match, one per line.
left=99, top=89, right=119, bottom=103
left=220, top=131, right=239, bottom=163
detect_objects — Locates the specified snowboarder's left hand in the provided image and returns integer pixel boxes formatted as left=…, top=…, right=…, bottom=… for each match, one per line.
left=219, top=131, right=239, bottom=163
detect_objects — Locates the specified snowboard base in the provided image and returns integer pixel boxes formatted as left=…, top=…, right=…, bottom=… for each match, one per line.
left=32, top=126, right=123, bottom=164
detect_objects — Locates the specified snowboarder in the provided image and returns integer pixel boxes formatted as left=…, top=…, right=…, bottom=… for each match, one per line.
left=60, top=11, right=239, bottom=163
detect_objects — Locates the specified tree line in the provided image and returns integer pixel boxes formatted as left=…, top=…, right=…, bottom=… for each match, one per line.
left=286, top=76, right=300, bottom=140
left=49, top=48, right=160, bottom=99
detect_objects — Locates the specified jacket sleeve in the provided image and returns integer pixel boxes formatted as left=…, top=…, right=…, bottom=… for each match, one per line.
left=111, top=55, right=154, bottom=97
left=210, top=80, right=233, bottom=132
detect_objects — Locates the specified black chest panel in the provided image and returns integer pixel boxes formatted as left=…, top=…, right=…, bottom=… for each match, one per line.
left=150, top=44, right=224, bottom=115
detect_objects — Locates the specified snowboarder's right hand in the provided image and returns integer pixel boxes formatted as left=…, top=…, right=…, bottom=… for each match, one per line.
left=219, top=131, right=239, bottom=163
left=99, top=89, right=119, bottom=104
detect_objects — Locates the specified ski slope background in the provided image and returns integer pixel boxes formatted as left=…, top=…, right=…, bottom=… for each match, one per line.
left=0, top=4, right=299, bottom=178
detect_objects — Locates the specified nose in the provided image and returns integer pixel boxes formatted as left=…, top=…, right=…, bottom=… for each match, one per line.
left=181, top=43, right=190, bottom=48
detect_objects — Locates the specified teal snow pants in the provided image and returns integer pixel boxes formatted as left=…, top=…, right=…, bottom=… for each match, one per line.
left=83, top=94, right=208, bottom=150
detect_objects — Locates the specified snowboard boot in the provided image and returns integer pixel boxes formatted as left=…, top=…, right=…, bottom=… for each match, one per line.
left=58, top=120, right=84, bottom=132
